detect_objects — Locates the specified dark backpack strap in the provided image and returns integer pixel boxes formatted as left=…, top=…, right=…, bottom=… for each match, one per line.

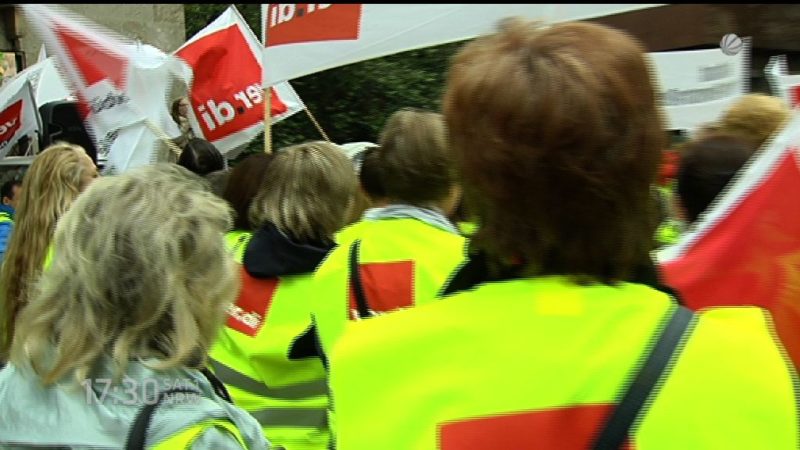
left=591, top=305, right=695, bottom=450
left=200, top=366, right=232, bottom=403
left=125, top=387, right=200, bottom=450
left=348, top=240, right=373, bottom=319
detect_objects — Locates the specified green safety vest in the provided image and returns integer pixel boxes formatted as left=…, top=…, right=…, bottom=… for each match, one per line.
left=153, top=418, right=248, bottom=449
left=225, top=230, right=254, bottom=262
left=0, top=212, right=12, bottom=224
left=654, top=183, right=684, bottom=247
left=210, top=237, right=329, bottom=450
left=328, top=276, right=798, bottom=449
left=456, top=221, right=477, bottom=237
left=313, top=217, right=467, bottom=359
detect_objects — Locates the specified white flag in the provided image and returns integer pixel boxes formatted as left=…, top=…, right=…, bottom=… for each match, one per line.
left=21, top=4, right=190, bottom=173
left=12, top=57, right=71, bottom=106
left=37, top=44, right=47, bottom=64
left=765, top=55, right=800, bottom=109
left=175, top=5, right=304, bottom=155
left=0, top=77, right=39, bottom=158
left=261, top=4, right=663, bottom=86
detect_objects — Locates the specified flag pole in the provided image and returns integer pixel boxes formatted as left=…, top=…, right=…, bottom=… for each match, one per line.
left=144, top=119, right=183, bottom=159
left=264, top=85, right=272, bottom=154
left=304, top=105, right=330, bottom=142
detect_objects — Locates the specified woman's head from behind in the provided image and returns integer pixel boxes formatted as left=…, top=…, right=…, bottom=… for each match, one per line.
left=249, top=141, right=357, bottom=244
left=377, top=109, right=459, bottom=214
left=443, top=19, right=664, bottom=283
left=177, top=138, right=225, bottom=176
left=0, top=142, right=97, bottom=357
left=676, top=132, right=757, bottom=224
left=223, top=153, right=275, bottom=231
left=10, top=163, right=237, bottom=384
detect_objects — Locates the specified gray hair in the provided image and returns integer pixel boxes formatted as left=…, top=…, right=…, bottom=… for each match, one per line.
left=11, top=163, right=238, bottom=385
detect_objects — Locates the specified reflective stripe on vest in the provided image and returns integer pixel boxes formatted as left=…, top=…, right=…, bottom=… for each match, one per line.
left=225, top=230, right=254, bottom=264
left=210, top=268, right=330, bottom=449
left=312, top=218, right=467, bottom=357
left=209, top=358, right=327, bottom=400
left=329, top=276, right=799, bottom=449
left=152, top=418, right=247, bottom=449
left=0, top=212, right=12, bottom=224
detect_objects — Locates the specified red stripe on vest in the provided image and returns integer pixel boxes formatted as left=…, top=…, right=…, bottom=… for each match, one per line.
left=439, top=404, right=633, bottom=449
left=348, top=260, right=414, bottom=320
left=226, top=266, right=279, bottom=337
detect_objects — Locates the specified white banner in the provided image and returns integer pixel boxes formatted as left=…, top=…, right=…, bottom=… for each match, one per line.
left=0, top=77, right=39, bottom=158
left=13, top=57, right=71, bottom=106
left=176, top=5, right=304, bottom=156
left=649, top=40, right=750, bottom=131
left=21, top=4, right=191, bottom=172
left=261, top=4, right=663, bottom=86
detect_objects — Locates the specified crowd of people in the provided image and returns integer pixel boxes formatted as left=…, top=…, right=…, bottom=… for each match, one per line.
left=0, top=18, right=797, bottom=449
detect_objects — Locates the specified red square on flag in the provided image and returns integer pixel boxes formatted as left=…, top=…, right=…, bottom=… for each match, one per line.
left=265, top=4, right=362, bottom=47
left=0, top=100, right=23, bottom=148
left=176, top=25, right=287, bottom=143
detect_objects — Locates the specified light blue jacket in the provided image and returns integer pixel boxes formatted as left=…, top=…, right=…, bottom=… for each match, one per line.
left=0, top=358, right=270, bottom=449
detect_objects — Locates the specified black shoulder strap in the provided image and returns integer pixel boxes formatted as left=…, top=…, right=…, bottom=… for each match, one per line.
left=125, top=387, right=200, bottom=450
left=348, top=240, right=373, bottom=319
left=200, top=366, right=232, bottom=403
left=591, top=305, right=695, bottom=450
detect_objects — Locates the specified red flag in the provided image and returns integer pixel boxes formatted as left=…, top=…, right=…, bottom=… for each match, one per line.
left=175, top=5, right=304, bottom=156
left=658, top=112, right=800, bottom=366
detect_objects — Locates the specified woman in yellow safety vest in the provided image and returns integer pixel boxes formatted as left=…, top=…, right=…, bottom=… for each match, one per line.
left=209, top=142, right=357, bottom=450
left=221, top=153, right=275, bottom=261
left=0, top=164, right=266, bottom=449
left=295, top=109, right=468, bottom=366
left=327, top=20, right=799, bottom=449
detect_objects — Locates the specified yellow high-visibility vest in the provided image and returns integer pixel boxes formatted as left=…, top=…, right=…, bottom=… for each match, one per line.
left=210, top=264, right=329, bottom=449
left=225, top=230, right=253, bottom=263
left=153, top=418, right=248, bottom=449
left=312, top=218, right=467, bottom=358
left=329, top=276, right=799, bottom=449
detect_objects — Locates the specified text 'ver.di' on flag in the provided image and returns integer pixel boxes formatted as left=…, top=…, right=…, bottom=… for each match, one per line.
left=175, top=5, right=304, bottom=156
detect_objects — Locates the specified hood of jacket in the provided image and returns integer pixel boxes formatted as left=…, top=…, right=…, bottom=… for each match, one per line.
left=243, top=222, right=333, bottom=279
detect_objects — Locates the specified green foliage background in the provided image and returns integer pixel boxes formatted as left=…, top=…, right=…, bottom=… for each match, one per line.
left=184, top=4, right=462, bottom=161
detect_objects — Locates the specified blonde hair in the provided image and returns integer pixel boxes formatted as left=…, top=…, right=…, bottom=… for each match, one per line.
left=0, top=143, right=93, bottom=358
left=706, top=94, right=791, bottom=148
left=249, top=141, right=357, bottom=244
left=9, top=164, right=238, bottom=385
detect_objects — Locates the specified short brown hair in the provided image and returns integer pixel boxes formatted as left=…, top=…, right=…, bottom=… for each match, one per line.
left=377, top=109, right=454, bottom=206
left=223, top=153, right=274, bottom=230
left=249, top=141, right=357, bottom=244
left=443, top=19, right=665, bottom=283
left=677, top=132, right=756, bottom=223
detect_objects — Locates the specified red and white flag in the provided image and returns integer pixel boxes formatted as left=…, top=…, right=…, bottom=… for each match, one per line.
left=260, top=4, right=663, bottom=86
left=176, top=5, right=304, bottom=156
left=658, top=111, right=800, bottom=367
left=0, top=76, right=39, bottom=158
left=21, top=4, right=190, bottom=172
